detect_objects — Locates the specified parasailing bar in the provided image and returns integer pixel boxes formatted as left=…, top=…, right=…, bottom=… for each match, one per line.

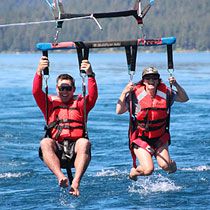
left=36, top=37, right=176, bottom=51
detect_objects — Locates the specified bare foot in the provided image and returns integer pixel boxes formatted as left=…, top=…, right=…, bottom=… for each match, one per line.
left=58, top=176, right=69, bottom=188
left=129, top=167, right=138, bottom=181
left=69, top=180, right=80, bottom=197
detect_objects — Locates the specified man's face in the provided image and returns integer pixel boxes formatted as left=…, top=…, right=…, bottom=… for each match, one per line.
left=56, top=79, right=75, bottom=103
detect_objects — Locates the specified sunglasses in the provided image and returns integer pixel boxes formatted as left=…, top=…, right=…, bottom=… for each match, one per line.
left=143, top=75, right=160, bottom=80
left=58, top=84, right=73, bottom=91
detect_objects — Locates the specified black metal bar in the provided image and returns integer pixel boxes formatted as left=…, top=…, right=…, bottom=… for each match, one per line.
left=60, top=10, right=143, bottom=24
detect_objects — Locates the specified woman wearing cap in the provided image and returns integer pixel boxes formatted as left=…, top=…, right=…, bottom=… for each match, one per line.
left=116, top=67, right=189, bottom=181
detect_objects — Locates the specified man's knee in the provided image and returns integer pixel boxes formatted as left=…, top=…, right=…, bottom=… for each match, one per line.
left=75, top=138, right=91, bottom=155
left=77, top=138, right=91, bottom=149
left=40, top=138, right=55, bottom=150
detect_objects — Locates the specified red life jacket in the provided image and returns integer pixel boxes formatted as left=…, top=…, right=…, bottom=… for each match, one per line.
left=47, top=95, right=84, bottom=142
left=133, top=82, right=169, bottom=143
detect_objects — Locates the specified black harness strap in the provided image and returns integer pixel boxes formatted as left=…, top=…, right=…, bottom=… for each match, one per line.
left=125, top=45, right=138, bottom=133
left=167, top=44, right=174, bottom=70
left=66, top=168, right=73, bottom=185
left=75, top=43, right=90, bottom=139
left=42, top=50, right=49, bottom=75
left=52, top=105, right=77, bottom=111
left=139, top=123, right=166, bottom=132
left=125, top=44, right=138, bottom=131
left=75, top=42, right=89, bottom=68
left=42, top=50, right=50, bottom=138
left=137, top=117, right=167, bottom=125
left=54, top=125, right=84, bottom=140
left=125, top=44, right=138, bottom=74
left=47, top=119, right=84, bottom=129
left=124, top=44, right=138, bottom=168
left=141, top=107, right=168, bottom=111
left=166, top=44, right=174, bottom=145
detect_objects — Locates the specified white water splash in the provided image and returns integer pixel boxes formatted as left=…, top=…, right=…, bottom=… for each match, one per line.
left=180, top=165, right=210, bottom=172
left=0, top=172, right=29, bottom=179
left=95, top=168, right=124, bottom=177
left=0, top=188, right=33, bottom=195
left=128, top=174, right=182, bottom=195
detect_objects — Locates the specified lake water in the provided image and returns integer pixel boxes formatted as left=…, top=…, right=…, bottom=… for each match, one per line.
left=0, top=52, right=209, bottom=209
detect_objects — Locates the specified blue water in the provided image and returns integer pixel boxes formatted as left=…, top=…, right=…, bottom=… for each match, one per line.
left=0, top=52, right=209, bottom=210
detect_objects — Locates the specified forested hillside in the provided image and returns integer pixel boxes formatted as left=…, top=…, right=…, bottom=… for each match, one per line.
left=0, top=0, right=209, bottom=52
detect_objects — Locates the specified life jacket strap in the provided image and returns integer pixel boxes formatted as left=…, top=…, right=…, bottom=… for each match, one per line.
left=47, top=118, right=83, bottom=129
left=141, top=107, right=168, bottom=111
left=54, top=125, right=84, bottom=140
left=137, top=117, right=167, bottom=125
left=52, top=105, right=77, bottom=111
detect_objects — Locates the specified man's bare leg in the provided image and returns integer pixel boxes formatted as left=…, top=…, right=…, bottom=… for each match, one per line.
left=40, top=138, right=68, bottom=188
left=69, top=138, right=91, bottom=196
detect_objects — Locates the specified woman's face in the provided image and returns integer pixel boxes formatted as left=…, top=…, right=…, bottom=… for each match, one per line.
left=143, top=74, right=160, bottom=92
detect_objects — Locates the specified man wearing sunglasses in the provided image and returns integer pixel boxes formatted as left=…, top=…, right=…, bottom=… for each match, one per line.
left=33, top=56, right=98, bottom=196
left=116, top=67, right=188, bottom=181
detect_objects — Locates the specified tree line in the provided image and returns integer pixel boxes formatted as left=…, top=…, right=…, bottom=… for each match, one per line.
left=0, top=0, right=209, bottom=52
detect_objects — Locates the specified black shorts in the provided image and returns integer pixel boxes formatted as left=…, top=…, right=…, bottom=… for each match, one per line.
left=39, top=140, right=76, bottom=169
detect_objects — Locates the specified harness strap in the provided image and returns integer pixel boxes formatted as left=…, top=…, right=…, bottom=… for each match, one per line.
left=47, top=118, right=84, bottom=129
left=56, top=125, right=84, bottom=130
left=141, top=107, right=167, bottom=111
left=43, top=50, right=49, bottom=76
left=125, top=44, right=138, bottom=75
left=66, top=168, right=73, bottom=185
left=54, top=125, right=84, bottom=140
left=167, top=44, right=174, bottom=70
left=75, top=43, right=90, bottom=139
left=138, top=135, right=163, bottom=143
left=166, top=44, right=174, bottom=145
left=75, top=42, right=89, bottom=68
left=125, top=45, right=138, bottom=168
left=42, top=50, right=50, bottom=138
left=138, top=123, right=166, bottom=132
left=52, top=106, right=77, bottom=111
left=137, top=117, right=167, bottom=124
left=166, top=89, right=172, bottom=145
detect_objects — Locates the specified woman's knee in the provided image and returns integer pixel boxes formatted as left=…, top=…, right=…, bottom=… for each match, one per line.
left=137, top=165, right=154, bottom=176
left=143, top=168, right=154, bottom=176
